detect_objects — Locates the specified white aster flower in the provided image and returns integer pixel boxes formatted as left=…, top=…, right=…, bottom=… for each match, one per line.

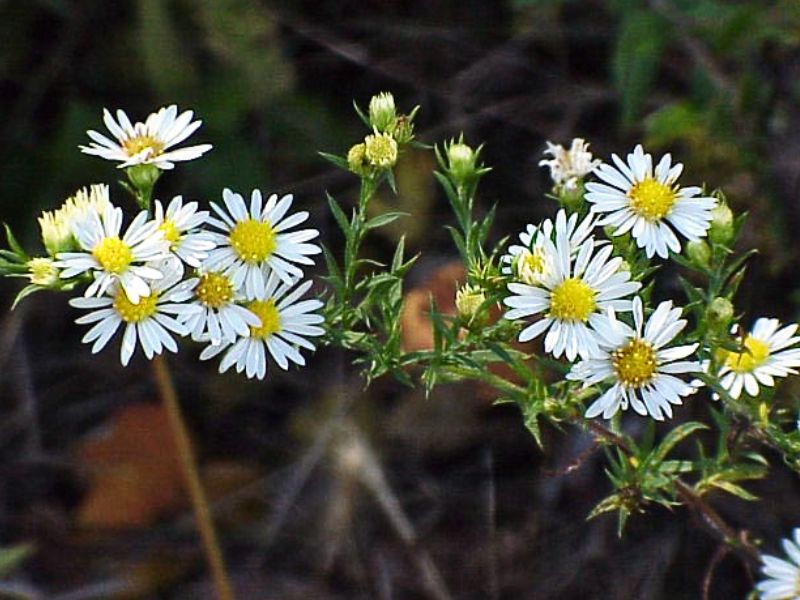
left=56, top=203, right=169, bottom=303
left=568, top=297, right=701, bottom=420
left=204, top=188, right=321, bottom=298
left=182, top=269, right=262, bottom=346
left=757, top=528, right=800, bottom=600
left=69, top=258, right=200, bottom=366
left=539, top=138, right=601, bottom=191
left=153, top=196, right=216, bottom=267
left=200, top=272, right=325, bottom=380
left=717, top=318, right=800, bottom=399
left=501, top=209, right=596, bottom=286
left=80, top=105, right=212, bottom=169
left=503, top=231, right=641, bottom=361
left=585, top=144, right=717, bottom=259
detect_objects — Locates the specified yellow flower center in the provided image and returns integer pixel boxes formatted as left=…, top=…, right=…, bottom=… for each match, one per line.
left=613, top=338, right=658, bottom=387
left=28, top=257, right=59, bottom=286
left=114, top=291, right=159, bottom=323
left=196, top=272, right=235, bottom=309
left=229, top=219, right=277, bottom=264
left=364, top=132, right=398, bottom=168
left=723, top=335, right=771, bottom=373
left=160, top=219, right=182, bottom=245
left=515, top=248, right=548, bottom=284
left=248, top=299, right=281, bottom=339
left=549, top=277, right=597, bottom=322
left=93, top=236, right=133, bottom=274
left=629, top=178, right=677, bottom=221
left=123, top=134, right=165, bottom=158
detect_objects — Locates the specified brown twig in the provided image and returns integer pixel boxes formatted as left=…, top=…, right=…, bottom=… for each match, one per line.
left=152, top=355, right=235, bottom=600
left=702, top=545, right=730, bottom=600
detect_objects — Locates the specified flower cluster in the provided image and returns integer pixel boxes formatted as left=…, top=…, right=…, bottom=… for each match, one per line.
left=502, top=142, right=800, bottom=421
left=12, top=106, right=324, bottom=379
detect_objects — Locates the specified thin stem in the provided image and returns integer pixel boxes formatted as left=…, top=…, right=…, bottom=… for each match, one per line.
left=152, top=355, right=236, bottom=600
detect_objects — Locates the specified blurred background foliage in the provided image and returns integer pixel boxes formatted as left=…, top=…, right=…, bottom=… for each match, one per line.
left=2, top=0, right=800, bottom=598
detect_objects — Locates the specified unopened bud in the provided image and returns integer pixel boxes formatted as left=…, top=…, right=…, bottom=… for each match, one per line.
left=708, top=203, right=734, bottom=245
left=368, top=92, right=397, bottom=132
left=364, top=131, right=398, bottom=169
left=706, top=297, right=734, bottom=331
left=455, top=283, right=486, bottom=324
left=685, top=239, right=711, bottom=268
left=27, top=257, right=60, bottom=287
left=347, top=143, right=370, bottom=176
left=447, top=142, right=476, bottom=182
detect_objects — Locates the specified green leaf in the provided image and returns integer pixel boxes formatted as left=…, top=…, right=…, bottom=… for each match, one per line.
left=326, top=192, right=351, bottom=236
left=365, top=211, right=409, bottom=230
left=4, top=223, right=28, bottom=260
left=11, top=284, right=45, bottom=309
left=613, top=10, right=670, bottom=128
left=709, top=480, right=758, bottom=501
left=651, top=422, right=708, bottom=466
left=319, top=151, right=349, bottom=171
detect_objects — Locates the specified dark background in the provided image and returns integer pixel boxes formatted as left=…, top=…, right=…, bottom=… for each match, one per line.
left=1, top=0, right=800, bottom=598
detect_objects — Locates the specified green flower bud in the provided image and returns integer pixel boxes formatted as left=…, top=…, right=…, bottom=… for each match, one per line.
left=708, top=203, right=734, bottom=245
left=347, top=143, right=371, bottom=176
left=706, top=297, right=734, bottom=331
left=685, top=239, right=711, bottom=268
left=455, top=283, right=486, bottom=324
left=447, top=142, right=476, bottom=182
left=364, top=131, right=398, bottom=169
left=368, top=92, right=397, bottom=132
left=27, top=257, right=60, bottom=286
left=391, top=114, right=415, bottom=145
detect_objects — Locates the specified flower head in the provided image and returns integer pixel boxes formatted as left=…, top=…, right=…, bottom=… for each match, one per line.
left=539, top=138, right=600, bottom=192
left=182, top=269, right=261, bottom=346
left=585, top=144, right=717, bottom=258
left=716, top=318, right=800, bottom=399
left=56, top=203, right=170, bottom=303
left=568, top=297, right=701, bottom=420
left=153, top=196, right=216, bottom=267
left=455, top=283, right=486, bottom=323
left=80, top=105, right=212, bottom=169
left=200, top=272, right=324, bottom=380
left=27, top=257, right=60, bottom=286
left=502, top=209, right=596, bottom=286
left=368, top=92, right=397, bottom=132
left=757, top=527, right=800, bottom=600
left=204, top=188, right=321, bottom=298
left=364, top=130, right=398, bottom=168
left=503, top=228, right=640, bottom=361
left=69, top=257, right=200, bottom=366
left=39, top=184, right=113, bottom=255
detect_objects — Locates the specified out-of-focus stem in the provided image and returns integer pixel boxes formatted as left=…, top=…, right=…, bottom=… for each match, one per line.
left=152, top=355, right=235, bottom=600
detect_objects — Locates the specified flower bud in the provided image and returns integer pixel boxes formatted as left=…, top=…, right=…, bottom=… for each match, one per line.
left=706, top=297, right=734, bottom=331
left=447, top=142, right=476, bottom=182
left=27, top=257, right=60, bottom=286
left=685, top=239, right=711, bottom=268
left=38, top=210, right=74, bottom=256
left=708, top=203, right=734, bottom=245
left=391, top=114, right=416, bottom=145
left=364, top=131, right=398, bottom=169
left=455, top=283, right=486, bottom=325
left=347, top=143, right=371, bottom=176
left=368, top=92, right=397, bottom=132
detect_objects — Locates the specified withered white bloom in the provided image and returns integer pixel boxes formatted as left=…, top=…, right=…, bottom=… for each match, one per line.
left=717, top=318, right=800, bottom=399
left=80, top=105, right=212, bottom=169
left=585, top=144, right=716, bottom=259
left=539, top=138, right=601, bottom=191
left=204, top=188, right=321, bottom=298
left=568, top=297, right=701, bottom=420
left=503, top=231, right=640, bottom=361
left=200, top=272, right=324, bottom=380
left=56, top=203, right=169, bottom=303
left=153, top=196, right=216, bottom=267
left=757, top=527, right=800, bottom=600
left=69, top=258, right=200, bottom=366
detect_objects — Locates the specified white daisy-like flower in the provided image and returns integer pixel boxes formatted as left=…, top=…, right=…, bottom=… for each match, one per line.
left=56, top=203, right=170, bottom=303
left=539, top=138, right=601, bottom=191
left=503, top=231, right=641, bottom=361
left=182, top=269, right=262, bottom=346
left=585, top=144, right=717, bottom=259
left=69, top=258, right=201, bottom=366
left=153, top=196, right=216, bottom=267
left=200, top=272, right=324, bottom=380
left=716, top=318, right=800, bottom=399
left=568, top=297, right=701, bottom=420
left=79, top=105, right=212, bottom=169
left=204, top=188, right=321, bottom=298
left=757, top=528, right=800, bottom=600
left=501, top=209, right=596, bottom=286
